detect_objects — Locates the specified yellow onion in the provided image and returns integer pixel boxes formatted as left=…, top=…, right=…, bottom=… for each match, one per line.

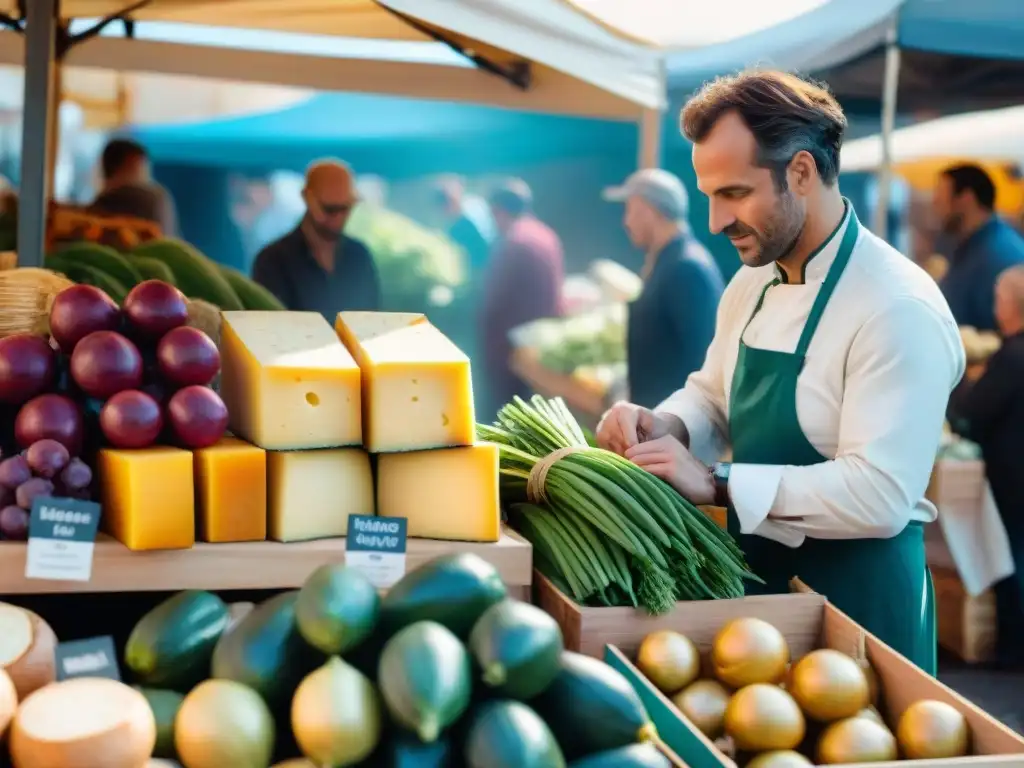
left=789, top=649, right=870, bottom=722
left=897, top=700, right=969, bottom=759
left=854, top=706, right=884, bottom=724
left=817, top=716, right=897, bottom=764
left=671, top=679, right=730, bottom=739
left=746, top=751, right=814, bottom=768
left=724, top=683, right=805, bottom=751
left=712, top=618, right=789, bottom=688
left=637, top=630, right=701, bottom=694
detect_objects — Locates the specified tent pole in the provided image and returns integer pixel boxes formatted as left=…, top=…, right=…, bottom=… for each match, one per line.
left=872, top=18, right=901, bottom=241
left=638, top=60, right=666, bottom=169
left=17, top=0, right=60, bottom=268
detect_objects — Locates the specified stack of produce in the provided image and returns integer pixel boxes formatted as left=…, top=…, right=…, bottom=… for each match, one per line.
left=513, top=304, right=627, bottom=376
left=634, top=620, right=972, bottom=765
left=960, top=325, right=1001, bottom=364
left=0, top=441, right=92, bottom=540
left=479, top=395, right=758, bottom=615
left=0, top=554, right=674, bottom=767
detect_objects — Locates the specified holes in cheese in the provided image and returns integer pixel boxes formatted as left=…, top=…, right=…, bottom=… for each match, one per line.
left=376, top=444, right=500, bottom=542
left=220, top=311, right=361, bottom=451
left=0, top=604, right=57, bottom=701
left=335, top=311, right=474, bottom=453
left=268, top=448, right=374, bottom=542
left=194, top=437, right=267, bottom=543
left=11, top=678, right=157, bottom=768
left=98, top=447, right=195, bottom=551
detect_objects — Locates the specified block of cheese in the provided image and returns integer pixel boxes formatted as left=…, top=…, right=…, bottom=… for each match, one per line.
left=335, top=311, right=475, bottom=452
left=193, top=437, right=267, bottom=543
left=376, top=444, right=500, bottom=542
left=220, top=311, right=361, bottom=451
left=267, top=448, right=374, bottom=542
left=98, top=447, right=195, bottom=551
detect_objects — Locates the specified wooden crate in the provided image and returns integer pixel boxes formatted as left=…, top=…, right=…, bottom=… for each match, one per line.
left=933, top=565, right=997, bottom=664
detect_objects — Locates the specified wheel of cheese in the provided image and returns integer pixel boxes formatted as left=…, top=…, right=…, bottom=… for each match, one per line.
left=0, top=668, right=16, bottom=738
left=10, top=677, right=156, bottom=768
left=0, top=603, right=57, bottom=699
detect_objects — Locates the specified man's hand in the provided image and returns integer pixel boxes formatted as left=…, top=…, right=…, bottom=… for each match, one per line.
left=596, top=401, right=674, bottom=455
left=625, top=435, right=716, bottom=506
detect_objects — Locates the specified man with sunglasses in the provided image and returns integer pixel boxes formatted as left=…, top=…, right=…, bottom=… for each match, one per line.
left=253, top=159, right=381, bottom=318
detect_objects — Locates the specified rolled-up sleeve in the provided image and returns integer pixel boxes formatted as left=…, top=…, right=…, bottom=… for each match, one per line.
left=730, top=295, right=966, bottom=545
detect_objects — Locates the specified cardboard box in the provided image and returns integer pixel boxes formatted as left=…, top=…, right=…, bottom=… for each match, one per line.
left=933, top=566, right=997, bottom=664
left=603, top=592, right=1024, bottom=767
left=927, top=460, right=986, bottom=515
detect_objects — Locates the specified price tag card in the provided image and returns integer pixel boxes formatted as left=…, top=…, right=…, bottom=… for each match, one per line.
left=345, top=515, right=408, bottom=589
left=55, top=636, right=121, bottom=682
left=25, top=496, right=101, bottom=582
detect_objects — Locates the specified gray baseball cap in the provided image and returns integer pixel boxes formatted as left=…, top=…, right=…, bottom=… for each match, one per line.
left=603, top=168, right=689, bottom=221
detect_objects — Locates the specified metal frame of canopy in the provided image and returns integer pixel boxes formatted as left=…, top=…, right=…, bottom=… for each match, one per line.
left=4, top=0, right=669, bottom=268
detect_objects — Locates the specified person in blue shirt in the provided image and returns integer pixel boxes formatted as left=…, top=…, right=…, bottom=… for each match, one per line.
left=603, top=169, right=724, bottom=409
left=934, top=164, right=1024, bottom=331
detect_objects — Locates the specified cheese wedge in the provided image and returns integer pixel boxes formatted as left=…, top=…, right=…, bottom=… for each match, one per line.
left=194, top=438, right=267, bottom=543
left=376, top=444, right=500, bottom=542
left=220, top=311, right=361, bottom=451
left=335, top=311, right=474, bottom=452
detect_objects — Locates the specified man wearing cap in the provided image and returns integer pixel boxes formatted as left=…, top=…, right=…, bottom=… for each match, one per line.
left=479, top=179, right=565, bottom=420
left=604, top=168, right=724, bottom=409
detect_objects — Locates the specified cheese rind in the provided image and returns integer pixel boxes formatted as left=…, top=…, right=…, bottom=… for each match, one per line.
left=220, top=311, right=361, bottom=451
left=194, top=438, right=267, bottom=543
left=98, top=447, right=195, bottom=551
left=335, top=311, right=475, bottom=453
left=267, top=448, right=374, bottom=542
left=376, top=444, right=500, bottom=542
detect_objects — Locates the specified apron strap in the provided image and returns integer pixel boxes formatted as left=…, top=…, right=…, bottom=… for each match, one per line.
left=794, top=210, right=861, bottom=358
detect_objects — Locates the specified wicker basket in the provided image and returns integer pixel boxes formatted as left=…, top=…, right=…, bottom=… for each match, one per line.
left=0, top=268, right=75, bottom=338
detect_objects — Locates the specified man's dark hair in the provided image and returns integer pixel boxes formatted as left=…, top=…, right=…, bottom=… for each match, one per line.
left=488, top=179, right=532, bottom=217
left=941, top=164, right=996, bottom=211
left=101, top=138, right=147, bottom=180
left=681, top=69, right=847, bottom=188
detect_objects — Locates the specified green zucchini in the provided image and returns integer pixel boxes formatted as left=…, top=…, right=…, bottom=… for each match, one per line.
left=135, top=686, right=184, bottom=759
left=569, top=744, right=670, bottom=768
left=295, top=563, right=379, bottom=655
left=378, top=621, right=471, bottom=742
left=50, top=240, right=143, bottom=288
left=464, top=700, right=566, bottom=768
left=44, top=254, right=128, bottom=303
left=132, top=238, right=244, bottom=309
left=532, top=652, right=656, bottom=761
left=469, top=599, right=564, bottom=700
left=124, top=590, right=230, bottom=692
left=379, top=553, right=507, bottom=639
left=132, top=255, right=177, bottom=285
left=219, top=264, right=285, bottom=310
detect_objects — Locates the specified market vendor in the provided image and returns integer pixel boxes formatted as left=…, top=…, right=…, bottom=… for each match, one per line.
left=602, top=168, right=724, bottom=409
left=596, top=70, right=965, bottom=674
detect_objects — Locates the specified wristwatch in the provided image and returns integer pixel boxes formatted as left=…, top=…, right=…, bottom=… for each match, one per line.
left=710, top=462, right=732, bottom=507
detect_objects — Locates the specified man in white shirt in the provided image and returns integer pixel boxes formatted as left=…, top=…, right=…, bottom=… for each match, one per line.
left=596, top=70, right=965, bottom=674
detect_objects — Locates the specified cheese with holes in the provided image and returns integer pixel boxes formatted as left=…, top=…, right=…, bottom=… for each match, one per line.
left=98, top=447, right=195, bottom=551
left=267, top=448, right=373, bottom=542
left=377, top=444, right=500, bottom=541
left=220, top=311, right=361, bottom=451
left=194, top=438, right=267, bottom=543
left=335, top=311, right=474, bottom=452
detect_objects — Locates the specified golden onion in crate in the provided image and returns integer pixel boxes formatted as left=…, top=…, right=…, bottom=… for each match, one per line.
left=788, top=649, right=870, bottom=722
left=854, top=706, right=884, bottom=724
left=746, top=751, right=814, bottom=768
left=671, top=679, right=730, bottom=739
left=817, top=716, right=897, bottom=764
left=712, top=618, right=789, bottom=688
left=724, top=683, right=805, bottom=751
left=897, top=699, right=969, bottom=759
left=637, top=631, right=701, bottom=694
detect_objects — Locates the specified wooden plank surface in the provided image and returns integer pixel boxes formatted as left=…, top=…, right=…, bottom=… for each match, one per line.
left=0, top=525, right=532, bottom=594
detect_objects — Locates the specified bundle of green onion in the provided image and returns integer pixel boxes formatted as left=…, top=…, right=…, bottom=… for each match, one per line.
left=478, top=395, right=760, bottom=615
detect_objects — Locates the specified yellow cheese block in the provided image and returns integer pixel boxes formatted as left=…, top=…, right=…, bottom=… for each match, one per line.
left=194, top=437, right=267, bottom=543
left=98, top=447, right=195, bottom=551
left=376, top=444, right=500, bottom=542
left=267, top=448, right=374, bottom=542
left=335, top=311, right=475, bottom=452
left=219, top=311, right=362, bottom=451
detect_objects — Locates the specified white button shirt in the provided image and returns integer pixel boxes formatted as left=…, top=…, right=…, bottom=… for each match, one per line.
left=656, top=209, right=966, bottom=548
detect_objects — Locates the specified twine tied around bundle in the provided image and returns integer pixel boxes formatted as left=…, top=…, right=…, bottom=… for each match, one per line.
left=526, top=446, right=586, bottom=503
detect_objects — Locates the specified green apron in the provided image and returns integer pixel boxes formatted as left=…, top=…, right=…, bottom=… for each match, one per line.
left=726, top=211, right=937, bottom=675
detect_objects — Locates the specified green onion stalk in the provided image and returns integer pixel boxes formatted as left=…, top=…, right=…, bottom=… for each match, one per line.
left=478, top=395, right=761, bottom=615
